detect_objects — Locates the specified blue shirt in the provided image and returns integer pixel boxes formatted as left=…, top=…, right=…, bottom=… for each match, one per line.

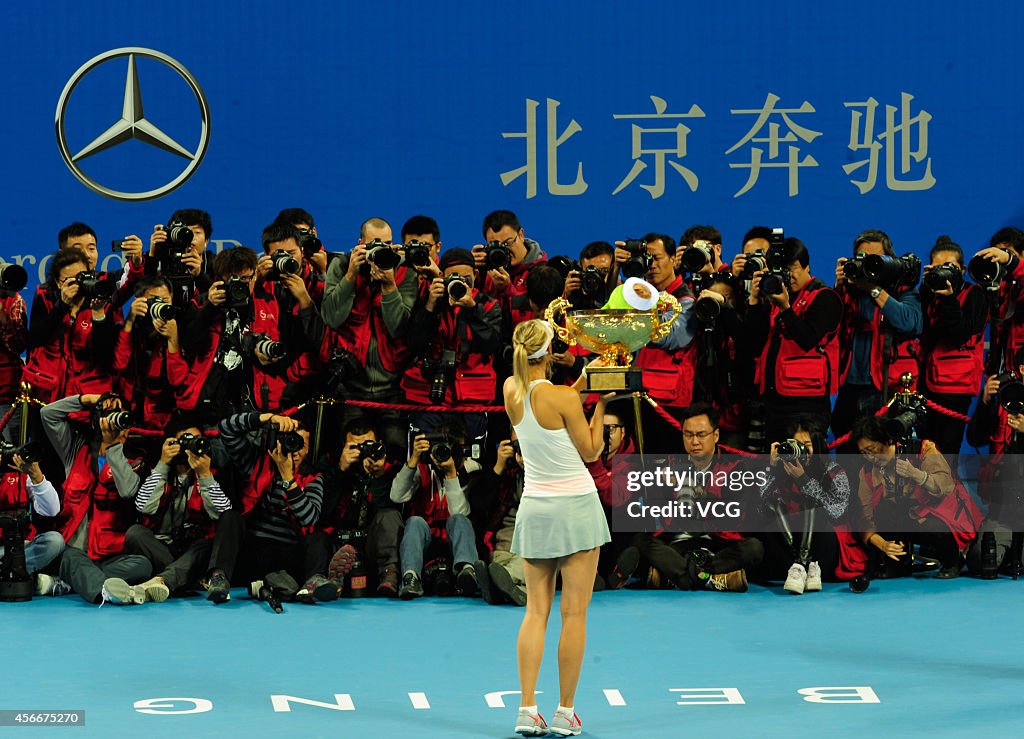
left=848, top=288, right=923, bottom=385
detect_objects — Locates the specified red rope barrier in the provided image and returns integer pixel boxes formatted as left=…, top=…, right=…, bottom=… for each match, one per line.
left=341, top=399, right=504, bottom=413
left=0, top=405, right=15, bottom=436
left=924, top=398, right=972, bottom=423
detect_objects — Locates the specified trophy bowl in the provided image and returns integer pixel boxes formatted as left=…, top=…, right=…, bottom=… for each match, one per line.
left=545, top=295, right=681, bottom=391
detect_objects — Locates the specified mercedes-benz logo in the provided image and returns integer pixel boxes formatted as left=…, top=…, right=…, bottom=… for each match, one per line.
left=55, top=47, right=211, bottom=201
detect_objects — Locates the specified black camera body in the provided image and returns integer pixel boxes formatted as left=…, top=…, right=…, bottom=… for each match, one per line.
left=620, top=239, right=653, bottom=280
left=177, top=433, right=210, bottom=457
left=0, top=512, right=32, bottom=602
left=679, top=241, right=714, bottom=274
left=404, top=240, right=433, bottom=268
left=223, top=275, right=252, bottom=311
left=843, top=254, right=869, bottom=283
left=242, top=332, right=287, bottom=361
left=0, top=440, right=39, bottom=467
left=863, top=253, right=922, bottom=290
left=777, top=438, right=810, bottom=464
left=74, top=271, right=115, bottom=301
left=165, top=220, right=194, bottom=252
left=741, top=250, right=768, bottom=280
left=365, top=239, right=402, bottom=271
left=578, top=265, right=606, bottom=298
left=356, top=439, right=387, bottom=462
left=967, top=253, right=1007, bottom=289
left=923, top=262, right=963, bottom=293
left=269, top=249, right=301, bottom=280
left=422, top=349, right=458, bottom=404
left=0, top=263, right=28, bottom=292
left=423, top=432, right=479, bottom=464
left=883, top=396, right=928, bottom=443
left=996, top=372, right=1024, bottom=414
left=758, top=229, right=790, bottom=299
left=484, top=240, right=512, bottom=270
left=444, top=275, right=471, bottom=302
left=297, top=228, right=323, bottom=258
left=325, top=347, right=363, bottom=396
left=262, top=423, right=304, bottom=454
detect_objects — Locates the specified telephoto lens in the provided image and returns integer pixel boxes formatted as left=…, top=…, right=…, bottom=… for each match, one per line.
left=445, top=275, right=469, bottom=301
left=103, top=411, right=131, bottom=432
left=0, top=263, right=28, bottom=292
left=849, top=575, right=870, bottom=593
left=679, top=243, right=713, bottom=273
left=271, top=249, right=301, bottom=277
left=366, top=239, right=402, bottom=271
left=404, top=240, right=433, bottom=268
left=967, top=253, right=1006, bottom=288
left=165, top=220, right=194, bottom=250
left=177, top=433, right=210, bottom=457
left=147, top=298, right=178, bottom=322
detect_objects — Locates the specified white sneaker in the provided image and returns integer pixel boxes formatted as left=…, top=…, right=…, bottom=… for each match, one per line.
left=100, top=578, right=146, bottom=606
left=805, top=561, right=822, bottom=591
left=784, top=563, right=807, bottom=594
left=35, top=574, right=72, bottom=597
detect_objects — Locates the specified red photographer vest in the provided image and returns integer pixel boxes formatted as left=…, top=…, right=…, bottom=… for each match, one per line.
left=58, top=445, right=140, bottom=559
left=401, top=291, right=499, bottom=405
left=922, top=286, right=986, bottom=395
left=635, top=275, right=697, bottom=408
left=113, top=330, right=190, bottom=430
left=250, top=283, right=317, bottom=412
left=0, top=293, right=25, bottom=403
left=333, top=269, right=411, bottom=373
left=0, top=471, right=38, bottom=541
left=408, top=463, right=456, bottom=539
left=755, top=281, right=841, bottom=397
left=242, top=455, right=321, bottom=531
left=139, top=473, right=218, bottom=540
left=838, top=287, right=920, bottom=392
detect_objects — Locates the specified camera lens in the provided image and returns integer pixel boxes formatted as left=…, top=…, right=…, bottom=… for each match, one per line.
left=368, top=245, right=402, bottom=271
left=431, top=442, right=453, bottom=463
left=0, top=263, right=28, bottom=292
left=105, top=411, right=131, bottom=431
left=148, top=299, right=177, bottom=322
left=446, top=278, right=468, bottom=301
left=272, top=250, right=301, bottom=276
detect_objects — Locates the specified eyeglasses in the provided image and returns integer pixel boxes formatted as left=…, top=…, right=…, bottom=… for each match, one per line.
left=858, top=444, right=886, bottom=457
left=605, top=424, right=625, bottom=432
left=497, top=234, right=519, bottom=249
left=683, top=430, right=715, bottom=440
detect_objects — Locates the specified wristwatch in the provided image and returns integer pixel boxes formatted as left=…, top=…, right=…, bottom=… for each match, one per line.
left=870, top=287, right=882, bottom=299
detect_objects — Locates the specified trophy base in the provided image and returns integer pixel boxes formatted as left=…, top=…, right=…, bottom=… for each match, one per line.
left=586, top=366, right=644, bottom=392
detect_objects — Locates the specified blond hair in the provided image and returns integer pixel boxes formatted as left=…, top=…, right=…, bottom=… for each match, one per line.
left=510, top=319, right=552, bottom=406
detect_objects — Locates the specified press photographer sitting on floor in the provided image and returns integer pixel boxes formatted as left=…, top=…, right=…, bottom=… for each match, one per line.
left=124, top=422, right=239, bottom=603
left=0, top=447, right=67, bottom=596
left=851, top=413, right=981, bottom=579
left=303, top=419, right=403, bottom=599
left=218, top=410, right=323, bottom=598
left=756, top=419, right=851, bottom=594
left=391, top=422, right=480, bottom=600
left=41, top=392, right=162, bottom=604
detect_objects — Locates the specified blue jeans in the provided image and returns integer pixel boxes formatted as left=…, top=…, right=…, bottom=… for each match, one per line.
left=0, top=530, right=65, bottom=574
left=399, top=514, right=478, bottom=577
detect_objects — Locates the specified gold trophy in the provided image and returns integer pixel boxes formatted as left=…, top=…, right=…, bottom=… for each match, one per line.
left=545, top=293, right=682, bottom=392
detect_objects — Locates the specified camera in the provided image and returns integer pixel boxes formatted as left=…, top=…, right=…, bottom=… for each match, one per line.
left=445, top=275, right=471, bottom=302
left=356, top=439, right=387, bottom=461
left=0, top=512, right=32, bottom=602
left=147, top=297, right=177, bottom=322
left=0, top=263, right=27, bottom=292
left=843, top=254, right=869, bottom=282
left=223, top=275, right=252, bottom=310
left=579, top=265, right=606, bottom=297
left=165, top=220, right=194, bottom=251
left=882, top=396, right=927, bottom=442
left=776, top=438, right=810, bottom=464
left=679, top=240, right=715, bottom=273
left=269, top=249, right=301, bottom=279
left=365, top=239, right=402, bottom=271
left=325, top=347, right=363, bottom=396
left=101, top=410, right=131, bottom=432
left=758, top=230, right=790, bottom=299
left=968, top=253, right=1008, bottom=288
left=620, top=239, right=653, bottom=280
left=863, top=253, right=922, bottom=289
left=693, top=295, right=722, bottom=325
left=73, top=271, right=115, bottom=300
left=423, top=432, right=479, bottom=463
left=177, top=433, right=210, bottom=457
left=996, top=372, right=1024, bottom=414
left=423, top=349, right=457, bottom=404
left=404, top=240, right=433, bottom=268
left=484, top=240, right=512, bottom=270
left=0, top=440, right=39, bottom=467
left=741, top=250, right=768, bottom=280
left=262, top=423, right=304, bottom=454
left=510, top=440, right=521, bottom=455
left=242, top=332, right=287, bottom=361
left=923, top=262, right=963, bottom=293
left=297, top=228, right=323, bottom=258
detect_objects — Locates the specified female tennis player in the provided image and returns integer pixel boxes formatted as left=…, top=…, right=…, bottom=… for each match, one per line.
left=506, top=319, right=611, bottom=737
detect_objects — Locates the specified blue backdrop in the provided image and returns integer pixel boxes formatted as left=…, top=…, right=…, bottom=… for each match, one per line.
left=3, top=0, right=1023, bottom=293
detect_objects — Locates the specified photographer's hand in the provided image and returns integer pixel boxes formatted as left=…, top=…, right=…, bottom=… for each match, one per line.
left=346, top=245, right=367, bottom=282
left=154, top=318, right=179, bottom=352
left=894, top=458, right=926, bottom=486
left=408, top=434, right=430, bottom=468
left=255, top=255, right=274, bottom=283
left=11, top=455, right=45, bottom=485
left=125, top=297, right=149, bottom=331
left=697, top=289, right=725, bottom=305
left=187, top=450, right=212, bottom=478
left=982, top=375, right=1001, bottom=405
left=769, top=442, right=780, bottom=467
left=782, top=459, right=805, bottom=479
left=731, top=253, right=747, bottom=279
left=768, top=282, right=791, bottom=311
left=281, top=273, right=313, bottom=309
left=871, top=535, right=906, bottom=561
left=59, top=279, right=81, bottom=306
left=364, top=455, right=387, bottom=477
left=160, top=437, right=180, bottom=465
left=259, top=414, right=299, bottom=432
left=309, top=250, right=328, bottom=276
left=748, top=270, right=764, bottom=306
left=434, top=454, right=458, bottom=480
left=563, top=271, right=582, bottom=296
left=120, top=235, right=144, bottom=266
left=425, top=277, right=445, bottom=312
left=488, top=267, right=511, bottom=293
left=100, top=415, right=130, bottom=447
left=181, top=249, right=203, bottom=277
left=613, top=242, right=631, bottom=264
left=975, top=246, right=1010, bottom=265
left=834, top=258, right=848, bottom=288
left=269, top=441, right=294, bottom=481
left=149, top=225, right=166, bottom=257
left=339, top=442, right=362, bottom=472
left=452, top=291, right=476, bottom=309
left=208, top=281, right=227, bottom=307
left=494, top=439, right=515, bottom=475
left=1008, top=413, right=1024, bottom=433
left=471, top=244, right=488, bottom=269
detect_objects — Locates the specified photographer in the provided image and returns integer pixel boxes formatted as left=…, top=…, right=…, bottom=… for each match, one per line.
left=832, top=229, right=923, bottom=451
left=218, top=410, right=323, bottom=593
left=501, top=266, right=570, bottom=385
left=274, top=207, right=328, bottom=300
left=303, top=419, right=403, bottom=598
left=691, top=272, right=752, bottom=449
left=250, top=222, right=325, bottom=411
left=616, top=234, right=697, bottom=417
left=729, top=226, right=773, bottom=285
left=24, top=247, right=119, bottom=405
left=403, top=248, right=501, bottom=441
left=0, top=452, right=67, bottom=595
left=676, top=225, right=726, bottom=290
left=756, top=419, right=851, bottom=594
left=58, top=222, right=145, bottom=309
left=851, top=414, right=981, bottom=579
left=178, top=247, right=259, bottom=426
left=391, top=422, right=480, bottom=600
left=471, top=432, right=528, bottom=606
left=974, top=227, right=1024, bottom=373
left=40, top=392, right=163, bottom=605
left=112, top=277, right=189, bottom=432
left=964, top=347, right=1024, bottom=575
left=0, top=278, right=27, bottom=442
left=322, top=217, right=417, bottom=455
left=124, top=422, right=239, bottom=603
left=623, top=404, right=763, bottom=592
left=746, top=237, right=842, bottom=442
left=472, top=210, right=548, bottom=318
left=920, top=236, right=987, bottom=455
left=146, top=209, right=215, bottom=308
left=400, top=215, right=444, bottom=291
left=562, top=241, right=617, bottom=311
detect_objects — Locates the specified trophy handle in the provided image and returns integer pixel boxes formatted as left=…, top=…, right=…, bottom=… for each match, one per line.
left=544, top=297, right=577, bottom=346
left=649, top=292, right=682, bottom=342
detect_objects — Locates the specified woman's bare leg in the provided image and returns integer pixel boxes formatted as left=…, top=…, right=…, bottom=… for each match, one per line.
left=518, top=557, right=558, bottom=706
left=556, top=546, right=600, bottom=707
